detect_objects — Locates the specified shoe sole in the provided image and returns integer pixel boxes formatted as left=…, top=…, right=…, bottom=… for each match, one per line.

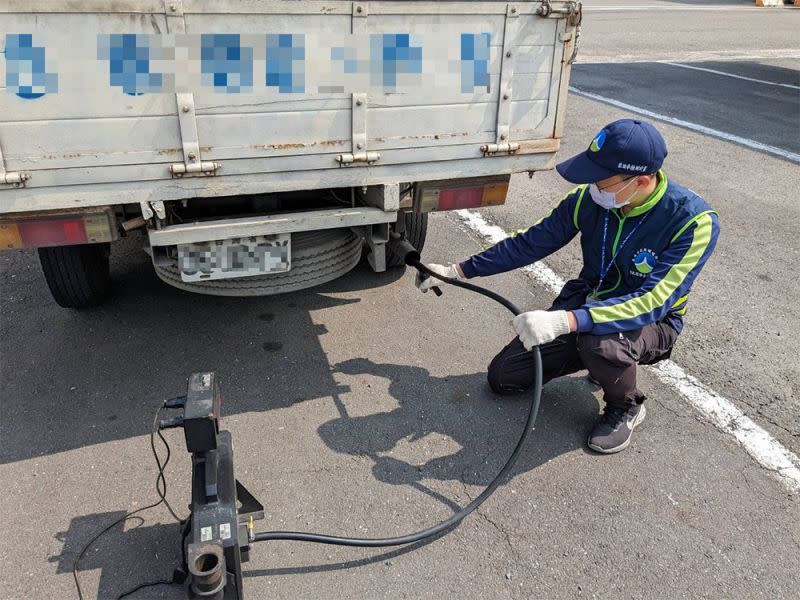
left=587, top=405, right=647, bottom=454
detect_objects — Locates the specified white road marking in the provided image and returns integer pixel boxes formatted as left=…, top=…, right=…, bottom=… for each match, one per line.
left=664, top=62, right=800, bottom=90
left=568, top=86, right=800, bottom=164
left=586, top=5, right=761, bottom=11
left=453, top=209, right=800, bottom=494
left=577, top=49, right=800, bottom=64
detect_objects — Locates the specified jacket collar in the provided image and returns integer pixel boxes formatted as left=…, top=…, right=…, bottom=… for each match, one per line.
left=622, top=170, right=668, bottom=218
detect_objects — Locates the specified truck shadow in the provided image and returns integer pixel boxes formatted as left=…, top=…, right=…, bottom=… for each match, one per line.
left=51, top=511, right=186, bottom=600
left=0, top=240, right=405, bottom=464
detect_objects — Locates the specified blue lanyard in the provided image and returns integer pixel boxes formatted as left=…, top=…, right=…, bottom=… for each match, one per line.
left=594, top=209, right=651, bottom=297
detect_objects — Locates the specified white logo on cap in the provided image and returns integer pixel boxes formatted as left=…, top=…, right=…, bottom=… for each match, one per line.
left=618, top=163, right=648, bottom=172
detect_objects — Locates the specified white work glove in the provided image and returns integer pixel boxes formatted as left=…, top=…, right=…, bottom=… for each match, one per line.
left=415, top=263, right=462, bottom=293
left=512, top=310, right=571, bottom=350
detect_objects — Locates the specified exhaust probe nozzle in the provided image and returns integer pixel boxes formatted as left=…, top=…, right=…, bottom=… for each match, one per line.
left=388, top=238, right=443, bottom=296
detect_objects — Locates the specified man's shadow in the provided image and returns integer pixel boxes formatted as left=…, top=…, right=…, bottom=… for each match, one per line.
left=319, top=357, right=600, bottom=490
left=241, top=359, right=601, bottom=580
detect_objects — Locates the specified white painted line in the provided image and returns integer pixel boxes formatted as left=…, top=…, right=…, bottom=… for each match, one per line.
left=651, top=361, right=800, bottom=494
left=664, top=62, right=800, bottom=90
left=568, top=86, right=800, bottom=164
left=454, top=209, right=563, bottom=295
left=453, top=209, right=800, bottom=494
left=577, top=49, right=800, bottom=65
left=586, top=5, right=760, bottom=11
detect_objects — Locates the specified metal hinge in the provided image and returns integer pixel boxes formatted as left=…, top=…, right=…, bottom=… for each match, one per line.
left=164, top=0, right=185, bottom=31
left=336, top=93, right=380, bottom=166
left=169, top=93, right=221, bottom=177
left=481, top=142, right=520, bottom=156
left=352, top=1, right=368, bottom=33
left=1, top=171, right=30, bottom=188
left=0, top=142, right=29, bottom=188
left=486, top=3, right=521, bottom=154
left=161, top=9, right=219, bottom=177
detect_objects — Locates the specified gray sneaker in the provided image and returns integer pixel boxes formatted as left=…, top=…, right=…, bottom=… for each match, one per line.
left=588, top=404, right=646, bottom=454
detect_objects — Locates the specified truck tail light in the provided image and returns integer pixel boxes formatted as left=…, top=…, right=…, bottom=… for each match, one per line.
left=0, top=209, right=117, bottom=250
left=415, top=175, right=510, bottom=213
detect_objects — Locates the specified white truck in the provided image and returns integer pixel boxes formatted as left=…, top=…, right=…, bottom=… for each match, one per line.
left=0, top=0, right=581, bottom=307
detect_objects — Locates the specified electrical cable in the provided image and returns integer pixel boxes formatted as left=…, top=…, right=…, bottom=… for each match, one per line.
left=73, top=404, right=186, bottom=600
left=117, top=579, right=176, bottom=599
left=253, top=259, right=543, bottom=547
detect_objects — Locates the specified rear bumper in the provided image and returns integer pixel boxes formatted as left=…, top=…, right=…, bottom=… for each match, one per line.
left=147, top=206, right=397, bottom=247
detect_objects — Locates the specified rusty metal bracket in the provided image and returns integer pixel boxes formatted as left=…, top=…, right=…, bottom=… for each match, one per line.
left=0, top=140, right=29, bottom=188
left=568, top=1, right=583, bottom=26
left=567, top=2, right=583, bottom=64
left=337, top=93, right=380, bottom=166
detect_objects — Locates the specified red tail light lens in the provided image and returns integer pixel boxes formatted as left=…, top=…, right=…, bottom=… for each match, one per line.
left=0, top=209, right=116, bottom=250
left=437, top=186, right=484, bottom=210
left=18, top=218, right=88, bottom=247
left=416, top=175, right=511, bottom=213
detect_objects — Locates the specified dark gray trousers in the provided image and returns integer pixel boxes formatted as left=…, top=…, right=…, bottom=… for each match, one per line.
left=487, top=279, right=678, bottom=408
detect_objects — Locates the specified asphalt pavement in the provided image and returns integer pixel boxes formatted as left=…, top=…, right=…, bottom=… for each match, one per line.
left=1, top=2, right=799, bottom=599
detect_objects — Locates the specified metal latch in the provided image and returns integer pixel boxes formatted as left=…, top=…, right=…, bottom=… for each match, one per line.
left=169, top=93, right=220, bottom=177
left=480, top=142, right=520, bottom=156
left=537, top=0, right=583, bottom=19
left=537, top=0, right=552, bottom=17
left=336, top=93, right=380, bottom=166
left=336, top=152, right=380, bottom=165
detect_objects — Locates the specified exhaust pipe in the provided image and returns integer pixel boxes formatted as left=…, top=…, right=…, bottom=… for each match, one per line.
left=386, top=236, right=443, bottom=296
left=187, top=544, right=226, bottom=598
left=387, top=237, right=421, bottom=266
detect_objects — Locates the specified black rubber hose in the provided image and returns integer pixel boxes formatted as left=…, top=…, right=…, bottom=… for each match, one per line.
left=253, top=255, right=542, bottom=548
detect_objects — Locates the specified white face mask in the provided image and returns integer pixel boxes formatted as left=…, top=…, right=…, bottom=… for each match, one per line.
left=589, top=177, right=637, bottom=210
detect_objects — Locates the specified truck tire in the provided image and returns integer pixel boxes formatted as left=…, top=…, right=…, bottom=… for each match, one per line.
left=38, top=243, right=112, bottom=308
left=386, top=212, right=428, bottom=267
left=154, top=227, right=362, bottom=296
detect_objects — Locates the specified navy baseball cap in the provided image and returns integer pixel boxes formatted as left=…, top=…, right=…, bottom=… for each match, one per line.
left=556, top=119, right=668, bottom=184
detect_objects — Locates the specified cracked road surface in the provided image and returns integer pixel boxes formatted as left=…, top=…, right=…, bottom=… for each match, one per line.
left=2, top=214, right=799, bottom=598
left=1, top=1, right=799, bottom=598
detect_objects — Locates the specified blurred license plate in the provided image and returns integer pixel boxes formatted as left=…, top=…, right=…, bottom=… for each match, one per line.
left=177, top=234, right=291, bottom=282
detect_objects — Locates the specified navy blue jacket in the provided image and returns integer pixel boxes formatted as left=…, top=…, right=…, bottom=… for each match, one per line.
left=459, top=172, right=720, bottom=335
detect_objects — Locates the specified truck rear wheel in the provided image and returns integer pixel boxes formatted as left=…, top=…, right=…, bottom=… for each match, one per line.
left=38, top=243, right=112, bottom=308
left=387, top=212, right=428, bottom=267
left=153, top=227, right=362, bottom=296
